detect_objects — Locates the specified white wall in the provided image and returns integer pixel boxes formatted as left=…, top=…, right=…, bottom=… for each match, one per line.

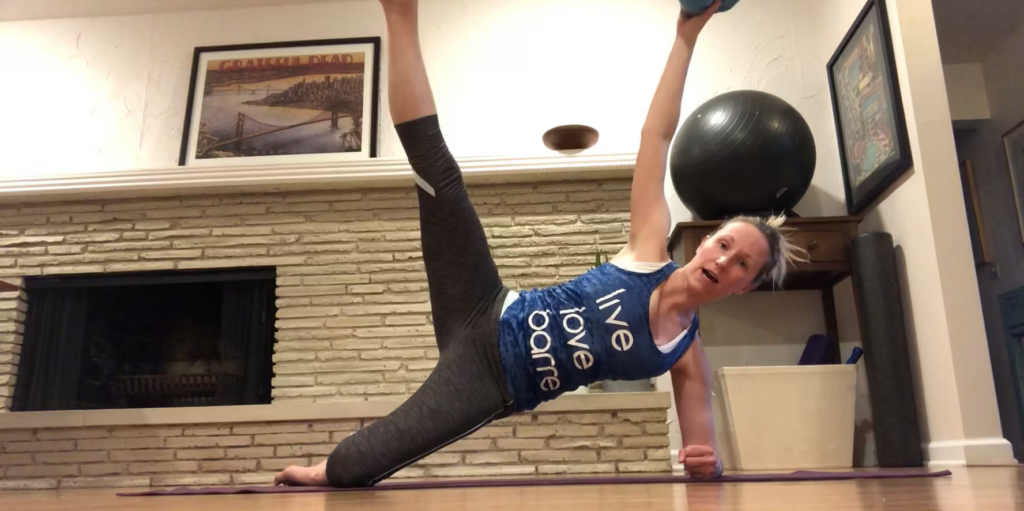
left=977, top=23, right=1024, bottom=297
left=859, top=0, right=1013, bottom=466
left=953, top=21, right=1024, bottom=459
left=0, top=0, right=851, bottom=220
left=1, top=0, right=874, bottom=463
left=664, top=0, right=856, bottom=221
left=943, top=63, right=991, bottom=121
left=656, top=0, right=876, bottom=468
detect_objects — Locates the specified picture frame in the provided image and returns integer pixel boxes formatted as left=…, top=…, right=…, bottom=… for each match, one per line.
left=826, top=0, right=913, bottom=216
left=1003, top=120, right=1024, bottom=244
left=178, top=37, right=381, bottom=167
left=959, top=160, right=991, bottom=266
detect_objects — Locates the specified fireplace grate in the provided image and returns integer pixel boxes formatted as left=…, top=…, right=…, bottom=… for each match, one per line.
left=113, top=374, right=241, bottom=407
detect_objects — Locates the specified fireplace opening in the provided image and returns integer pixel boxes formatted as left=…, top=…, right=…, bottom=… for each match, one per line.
left=12, top=268, right=276, bottom=412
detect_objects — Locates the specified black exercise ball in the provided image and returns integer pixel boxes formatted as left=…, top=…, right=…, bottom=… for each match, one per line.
left=669, top=90, right=816, bottom=220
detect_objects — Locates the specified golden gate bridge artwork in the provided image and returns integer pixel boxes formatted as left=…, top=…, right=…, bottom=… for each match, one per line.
left=194, top=69, right=366, bottom=160
left=196, top=109, right=361, bottom=158
left=180, top=40, right=380, bottom=166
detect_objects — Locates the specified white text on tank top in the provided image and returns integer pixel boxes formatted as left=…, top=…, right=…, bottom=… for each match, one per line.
left=526, top=287, right=633, bottom=392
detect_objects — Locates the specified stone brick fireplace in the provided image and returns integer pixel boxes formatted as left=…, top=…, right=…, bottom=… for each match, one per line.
left=0, top=164, right=675, bottom=490
left=13, top=268, right=276, bottom=412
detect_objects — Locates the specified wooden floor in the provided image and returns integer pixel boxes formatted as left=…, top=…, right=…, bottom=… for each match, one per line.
left=2, top=468, right=1021, bottom=511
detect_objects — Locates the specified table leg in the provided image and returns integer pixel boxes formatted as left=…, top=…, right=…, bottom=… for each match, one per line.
left=822, top=286, right=841, bottom=364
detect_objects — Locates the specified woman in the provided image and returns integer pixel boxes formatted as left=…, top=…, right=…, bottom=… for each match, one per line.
left=275, top=0, right=804, bottom=487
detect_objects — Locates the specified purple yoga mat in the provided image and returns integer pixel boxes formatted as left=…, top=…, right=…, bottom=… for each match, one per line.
left=118, top=469, right=952, bottom=497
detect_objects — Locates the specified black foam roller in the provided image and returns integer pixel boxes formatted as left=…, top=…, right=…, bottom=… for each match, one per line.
left=851, top=232, right=924, bottom=467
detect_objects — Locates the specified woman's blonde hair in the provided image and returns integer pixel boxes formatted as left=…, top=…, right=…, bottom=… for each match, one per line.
left=712, top=214, right=808, bottom=289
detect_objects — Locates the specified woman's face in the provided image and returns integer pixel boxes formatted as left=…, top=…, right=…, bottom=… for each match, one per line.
left=686, top=221, right=771, bottom=303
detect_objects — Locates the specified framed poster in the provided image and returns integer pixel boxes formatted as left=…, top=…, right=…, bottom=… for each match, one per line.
left=179, top=37, right=380, bottom=166
left=959, top=160, right=991, bottom=266
left=827, top=0, right=912, bottom=215
left=1004, top=120, right=1024, bottom=244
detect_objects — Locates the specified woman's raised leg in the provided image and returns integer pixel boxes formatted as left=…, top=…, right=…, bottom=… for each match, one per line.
left=384, top=0, right=505, bottom=348
left=272, top=0, right=511, bottom=488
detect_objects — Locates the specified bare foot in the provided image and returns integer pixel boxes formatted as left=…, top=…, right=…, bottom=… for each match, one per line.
left=274, top=460, right=328, bottom=486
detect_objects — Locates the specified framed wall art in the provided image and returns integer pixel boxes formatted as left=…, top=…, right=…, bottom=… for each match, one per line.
left=959, top=160, right=991, bottom=266
left=179, top=37, right=380, bottom=167
left=1003, top=120, right=1024, bottom=244
left=827, top=0, right=912, bottom=215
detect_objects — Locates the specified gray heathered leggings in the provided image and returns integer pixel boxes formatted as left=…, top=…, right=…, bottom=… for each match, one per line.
left=324, top=115, right=517, bottom=488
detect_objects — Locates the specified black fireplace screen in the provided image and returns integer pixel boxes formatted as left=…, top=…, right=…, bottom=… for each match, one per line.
left=12, top=268, right=276, bottom=411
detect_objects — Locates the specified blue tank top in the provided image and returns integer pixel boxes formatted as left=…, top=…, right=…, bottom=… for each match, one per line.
left=497, top=261, right=699, bottom=412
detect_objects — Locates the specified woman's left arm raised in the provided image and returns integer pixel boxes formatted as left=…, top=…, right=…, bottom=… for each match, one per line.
left=624, top=2, right=719, bottom=262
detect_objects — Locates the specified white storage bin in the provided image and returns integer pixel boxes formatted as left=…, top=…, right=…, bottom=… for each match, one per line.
left=712, top=365, right=857, bottom=471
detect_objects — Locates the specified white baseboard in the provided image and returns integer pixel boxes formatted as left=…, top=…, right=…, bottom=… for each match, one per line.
left=670, top=449, right=684, bottom=473
left=676, top=439, right=1017, bottom=472
left=925, top=438, right=1017, bottom=468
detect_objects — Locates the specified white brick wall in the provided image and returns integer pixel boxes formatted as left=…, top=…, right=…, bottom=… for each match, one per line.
left=0, top=178, right=679, bottom=490
left=0, top=409, right=670, bottom=489
left=0, top=179, right=632, bottom=405
left=0, top=282, right=24, bottom=412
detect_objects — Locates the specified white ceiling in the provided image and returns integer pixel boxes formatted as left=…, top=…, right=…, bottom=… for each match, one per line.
left=932, top=0, right=1024, bottom=64
left=0, top=0, right=344, bottom=22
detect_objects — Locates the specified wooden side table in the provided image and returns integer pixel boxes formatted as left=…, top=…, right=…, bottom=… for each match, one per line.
left=667, top=216, right=862, bottom=363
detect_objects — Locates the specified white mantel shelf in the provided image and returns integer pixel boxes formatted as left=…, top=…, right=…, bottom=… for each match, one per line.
left=0, top=153, right=638, bottom=204
left=0, top=391, right=670, bottom=430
